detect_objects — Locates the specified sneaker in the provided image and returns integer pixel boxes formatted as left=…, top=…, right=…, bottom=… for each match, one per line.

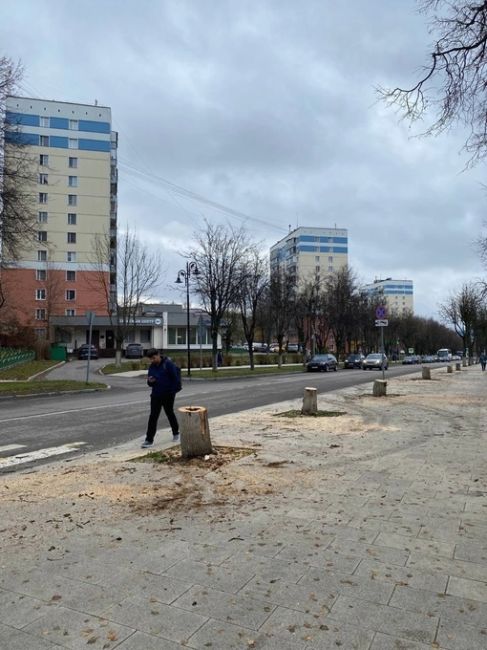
left=141, top=440, right=154, bottom=449
left=172, top=433, right=180, bottom=441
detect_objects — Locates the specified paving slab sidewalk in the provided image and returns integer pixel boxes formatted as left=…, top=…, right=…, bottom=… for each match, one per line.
left=0, top=367, right=486, bottom=649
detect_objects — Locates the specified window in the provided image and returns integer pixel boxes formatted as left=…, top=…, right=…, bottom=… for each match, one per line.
left=67, top=232, right=76, bottom=244
left=67, top=213, right=77, bottom=225
left=315, top=256, right=320, bottom=263
left=35, top=309, right=46, bottom=321
left=36, top=288, right=46, bottom=300
left=65, top=309, right=76, bottom=316
left=38, top=250, right=47, bottom=262
left=39, top=192, right=48, bottom=204
left=68, top=194, right=77, bottom=206
left=40, top=135, right=49, bottom=146
left=68, top=176, right=78, bottom=187
left=39, top=154, right=48, bottom=166
left=328, top=265, right=334, bottom=272
left=140, top=329, right=151, bottom=343
left=38, top=231, right=47, bottom=242
left=38, top=211, right=48, bottom=223
left=39, top=173, right=48, bottom=184
left=68, top=138, right=78, bottom=149
left=65, top=290, right=76, bottom=301
left=68, top=157, right=78, bottom=168
left=66, top=270, right=76, bottom=281
left=69, top=119, right=78, bottom=130
left=328, top=256, right=333, bottom=263
left=36, top=269, right=46, bottom=281
left=66, top=251, right=76, bottom=262
left=34, top=328, right=47, bottom=339
left=168, top=328, right=187, bottom=345
left=40, top=116, right=49, bottom=127
left=315, top=265, right=320, bottom=273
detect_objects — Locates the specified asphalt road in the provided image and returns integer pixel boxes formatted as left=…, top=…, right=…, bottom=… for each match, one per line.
left=0, top=363, right=437, bottom=473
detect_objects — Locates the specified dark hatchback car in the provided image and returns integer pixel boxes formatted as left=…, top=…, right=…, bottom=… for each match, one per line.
left=77, top=344, right=98, bottom=360
left=125, top=343, right=144, bottom=359
left=306, top=354, right=338, bottom=372
left=344, top=353, right=365, bottom=369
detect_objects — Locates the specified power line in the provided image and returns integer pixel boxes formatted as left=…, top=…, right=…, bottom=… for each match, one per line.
left=118, top=160, right=286, bottom=233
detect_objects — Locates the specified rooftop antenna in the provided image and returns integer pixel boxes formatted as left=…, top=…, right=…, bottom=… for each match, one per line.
left=288, top=224, right=292, bottom=232
left=94, top=99, right=98, bottom=106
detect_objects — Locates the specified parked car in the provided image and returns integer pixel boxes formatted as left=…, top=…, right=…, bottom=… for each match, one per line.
left=402, top=355, right=420, bottom=365
left=362, top=353, right=388, bottom=370
left=77, top=344, right=98, bottom=360
left=125, top=343, right=144, bottom=359
left=286, top=343, right=300, bottom=353
left=252, top=342, right=269, bottom=353
left=344, top=353, right=365, bottom=369
left=269, top=343, right=280, bottom=353
left=306, top=354, right=337, bottom=372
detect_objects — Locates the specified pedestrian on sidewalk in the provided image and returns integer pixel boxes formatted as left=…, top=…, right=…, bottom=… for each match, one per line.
left=480, top=351, right=487, bottom=371
left=142, top=348, right=181, bottom=448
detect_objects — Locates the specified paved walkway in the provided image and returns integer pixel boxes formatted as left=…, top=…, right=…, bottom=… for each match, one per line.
left=0, top=367, right=486, bottom=649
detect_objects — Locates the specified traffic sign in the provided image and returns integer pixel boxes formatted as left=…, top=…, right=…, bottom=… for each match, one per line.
left=375, top=305, right=387, bottom=319
left=375, top=319, right=388, bottom=327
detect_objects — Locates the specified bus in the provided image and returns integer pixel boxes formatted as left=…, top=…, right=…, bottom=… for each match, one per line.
left=437, top=348, right=452, bottom=362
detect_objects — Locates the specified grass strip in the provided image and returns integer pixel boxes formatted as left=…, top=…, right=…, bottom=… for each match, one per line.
left=0, top=360, right=60, bottom=380
left=0, top=380, right=107, bottom=395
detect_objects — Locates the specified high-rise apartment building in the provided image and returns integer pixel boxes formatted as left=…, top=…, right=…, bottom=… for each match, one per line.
left=270, top=226, right=348, bottom=285
left=364, top=278, right=414, bottom=315
left=2, top=96, right=117, bottom=343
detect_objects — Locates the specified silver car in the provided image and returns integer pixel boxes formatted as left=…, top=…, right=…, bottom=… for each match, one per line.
left=362, top=353, right=388, bottom=370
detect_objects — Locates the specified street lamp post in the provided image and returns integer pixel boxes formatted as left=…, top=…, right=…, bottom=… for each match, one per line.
left=176, top=261, right=199, bottom=377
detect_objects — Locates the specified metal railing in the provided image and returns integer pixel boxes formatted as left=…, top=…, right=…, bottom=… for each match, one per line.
left=0, top=348, right=35, bottom=371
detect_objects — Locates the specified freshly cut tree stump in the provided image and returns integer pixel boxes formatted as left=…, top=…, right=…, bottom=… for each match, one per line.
left=455, top=362, right=462, bottom=372
left=373, top=379, right=387, bottom=397
left=302, top=387, right=318, bottom=415
left=463, top=358, right=467, bottom=367
left=447, top=365, right=453, bottom=374
left=422, top=367, right=431, bottom=380
left=178, top=405, right=213, bottom=459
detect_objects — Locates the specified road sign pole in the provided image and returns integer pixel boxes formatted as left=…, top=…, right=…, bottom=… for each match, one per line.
left=85, top=311, right=95, bottom=384
left=381, top=324, right=385, bottom=381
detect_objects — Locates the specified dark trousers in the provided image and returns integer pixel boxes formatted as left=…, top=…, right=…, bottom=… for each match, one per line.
left=146, top=393, right=179, bottom=441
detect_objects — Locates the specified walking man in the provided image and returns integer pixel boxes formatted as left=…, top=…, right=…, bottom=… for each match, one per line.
left=142, top=348, right=180, bottom=448
left=480, top=351, right=487, bottom=372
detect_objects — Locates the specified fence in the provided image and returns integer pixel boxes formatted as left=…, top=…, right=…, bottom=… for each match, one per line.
left=0, top=348, right=35, bottom=371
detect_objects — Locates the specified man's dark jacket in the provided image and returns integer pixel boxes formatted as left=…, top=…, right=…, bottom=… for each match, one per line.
left=147, top=357, right=179, bottom=396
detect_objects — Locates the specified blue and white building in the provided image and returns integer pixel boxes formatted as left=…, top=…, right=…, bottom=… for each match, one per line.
left=365, top=278, right=414, bottom=315
left=270, top=226, right=348, bottom=286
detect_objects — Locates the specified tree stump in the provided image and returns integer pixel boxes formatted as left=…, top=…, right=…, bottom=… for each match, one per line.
left=455, top=362, right=462, bottom=371
left=447, top=365, right=453, bottom=374
left=462, top=358, right=467, bottom=367
left=422, top=367, right=431, bottom=380
left=302, top=387, right=318, bottom=415
left=373, top=379, right=387, bottom=397
left=178, top=406, right=213, bottom=459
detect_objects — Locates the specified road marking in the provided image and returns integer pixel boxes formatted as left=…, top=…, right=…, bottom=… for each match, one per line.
left=0, top=399, right=146, bottom=424
left=0, top=444, right=26, bottom=453
left=0, top=442, right=86, bottom=468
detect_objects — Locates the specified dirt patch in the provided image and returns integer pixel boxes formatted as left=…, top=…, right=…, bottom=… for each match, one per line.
left=274, top=410, right=346, bottom=418
left=133, top=445, right=255, bottom=469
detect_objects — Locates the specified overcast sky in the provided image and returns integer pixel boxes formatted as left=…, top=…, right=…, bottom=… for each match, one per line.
left=2, top=0, right=486, bottom=318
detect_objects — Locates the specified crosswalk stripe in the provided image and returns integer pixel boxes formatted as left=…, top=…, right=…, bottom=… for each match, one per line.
left=0, top=444, right=26, bottom=453
left=0, top=442, right=86, bottom=468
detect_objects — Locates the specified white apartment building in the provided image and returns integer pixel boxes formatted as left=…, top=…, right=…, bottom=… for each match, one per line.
left=364, top=278, right=414, bottom=315
left=2, top=96, right=117, bottom=343
left=270, top=226, right=348, bottom=285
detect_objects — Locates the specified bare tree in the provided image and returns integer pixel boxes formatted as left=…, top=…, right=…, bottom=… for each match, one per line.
left=379, top=1, right=487, bottom=163
left=323, top=267, right=359, bottom=358
left=91, top=227, right=161, bottom=365
left=439, top=282, right=481, bottom=355
left=0, top=57, right=37, bottom=308
left=190, top=221, right=249, bottom=371
left=268, top=268, right=296, bottom=367
left=236, top=246, right=268, bottom=370
left=292, top=278, right=321, bottom=360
